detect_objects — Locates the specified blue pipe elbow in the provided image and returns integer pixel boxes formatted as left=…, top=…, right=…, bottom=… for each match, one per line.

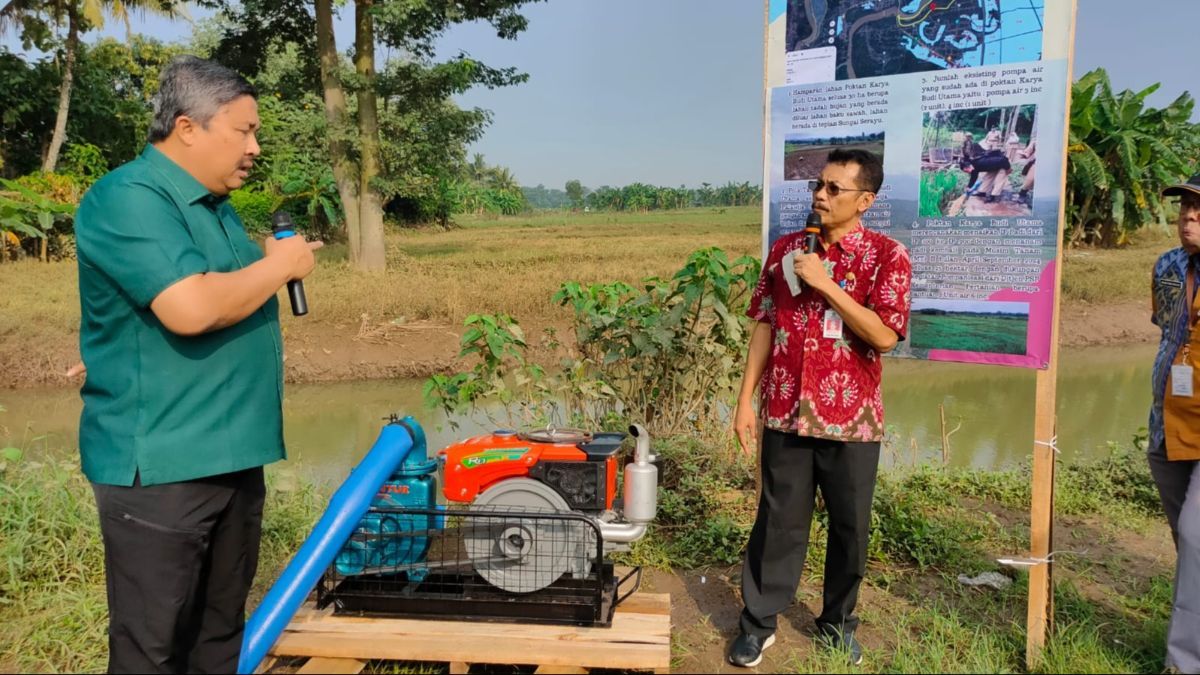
left=238, top=417, right=424, bottom=674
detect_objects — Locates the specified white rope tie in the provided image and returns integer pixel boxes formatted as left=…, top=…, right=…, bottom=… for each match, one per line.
left=1034, top=435, right=1060, bottom=455
left=996, top=549, right=1087, bottom=568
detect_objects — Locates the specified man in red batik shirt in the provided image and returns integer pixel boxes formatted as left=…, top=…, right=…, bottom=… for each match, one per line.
left=727, top=149, right=912, bottom=668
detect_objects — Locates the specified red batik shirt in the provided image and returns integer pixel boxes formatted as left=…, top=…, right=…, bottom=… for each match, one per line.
left=747, top=224, right=912, bottom=442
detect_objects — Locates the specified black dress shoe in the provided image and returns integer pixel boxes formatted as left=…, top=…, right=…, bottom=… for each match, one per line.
left=728, top=631, right=776, bottom=668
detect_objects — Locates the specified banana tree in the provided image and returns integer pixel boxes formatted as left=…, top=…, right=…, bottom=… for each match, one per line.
left=1067, top=68, right=1200, bottom=246
left=0, top=178, right=75, bottom=262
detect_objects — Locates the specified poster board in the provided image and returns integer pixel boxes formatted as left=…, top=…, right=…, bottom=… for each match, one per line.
left=763, top=0, right=1074, bottom=369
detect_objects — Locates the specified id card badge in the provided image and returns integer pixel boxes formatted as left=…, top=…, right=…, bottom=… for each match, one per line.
left=822, top=309, right=844, bottom=340
left=1172, top=364, right=1194, bottom=397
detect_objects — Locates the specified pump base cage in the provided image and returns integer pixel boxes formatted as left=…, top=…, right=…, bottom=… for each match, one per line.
left=316, top=506, right=643, bottom=627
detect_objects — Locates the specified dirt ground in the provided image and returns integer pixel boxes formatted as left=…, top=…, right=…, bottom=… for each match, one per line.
left=642, top=507, right=1176, bottom=673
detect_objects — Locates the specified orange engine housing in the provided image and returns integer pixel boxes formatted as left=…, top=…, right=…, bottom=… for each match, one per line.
left=438, top=431, right=619, bottom=511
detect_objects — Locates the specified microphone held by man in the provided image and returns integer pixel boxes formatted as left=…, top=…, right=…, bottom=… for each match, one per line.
left=803, top=211, right=821, bottom=255
left=782, top=212, right=823, bottom=296
left=271, top=211, right=311, bottom=316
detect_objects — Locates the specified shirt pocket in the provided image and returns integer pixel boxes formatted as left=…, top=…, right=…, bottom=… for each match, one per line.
left=1154, top=275, right=1185, bottom=326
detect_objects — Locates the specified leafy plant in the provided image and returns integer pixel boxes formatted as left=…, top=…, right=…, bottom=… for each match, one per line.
left=60, top=143, right=109, bottom=188
left=425, top=313, right=565, bottom=428
left=919, top=169, right=967, bottom=218
left=229, top=188, right=281, bottom=235
left=1067, top=68, right=1200, bottom=246
left=279, top=166, right=342, bottom=239
left=0, top=177, right=76, bottom=261
left=424, top=247, right=759, bottom=436
left=554, top=247, right=760, bottom=436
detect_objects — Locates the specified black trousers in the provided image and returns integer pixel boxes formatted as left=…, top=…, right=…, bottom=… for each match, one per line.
left=739, top=429, right=880, bottom=638
left=92, top=467, right=266, bottom=674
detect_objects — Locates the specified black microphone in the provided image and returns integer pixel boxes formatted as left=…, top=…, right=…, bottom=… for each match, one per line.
left=271, top=211, right=309, bottom=317
left=804, top=211, right=822, bottom=255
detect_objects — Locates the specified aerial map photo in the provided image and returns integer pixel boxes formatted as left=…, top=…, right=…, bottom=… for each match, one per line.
left=786, top=0, right=1045, bottom=81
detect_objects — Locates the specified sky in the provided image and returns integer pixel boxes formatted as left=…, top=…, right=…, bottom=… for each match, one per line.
left=4, top=0, right=1198, bottom=189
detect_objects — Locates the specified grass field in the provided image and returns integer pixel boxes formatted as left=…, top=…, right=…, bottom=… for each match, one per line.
left=909, top=311, right=1030, bottom=355
left=0, top=439, right=1177, bottom=673
left=0, top=207, right=763, bottom=339
left=0, top=207, right=1178, bottom=386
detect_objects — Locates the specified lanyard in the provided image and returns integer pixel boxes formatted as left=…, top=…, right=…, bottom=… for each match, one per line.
left=1188, top=265, right=1200, bottom=330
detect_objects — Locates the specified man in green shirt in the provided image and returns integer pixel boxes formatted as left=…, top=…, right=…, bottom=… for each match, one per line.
left=74, top=55, right=321, bottom=674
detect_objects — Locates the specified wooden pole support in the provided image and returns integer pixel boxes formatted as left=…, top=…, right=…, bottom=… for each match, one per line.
left=1027, top=2, right=1078, bottom=667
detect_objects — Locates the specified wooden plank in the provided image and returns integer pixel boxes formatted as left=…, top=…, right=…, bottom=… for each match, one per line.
left=448, top=662, right=469, bottom=674
left=272, top=632, right=671, bottom=670
left=533, top=666, right=587, bottom=674
left=269, top=594, right=671, bottom=671
left=292, top=603, right=335, bottom=623
left=280, top=612, right=669, bottom=644
left=614, top=592, right=671, bottom=616
left=296, top=657, right=366, bottom=674
left=272, top=632, right=670, bottom=670
left=1026, top=1, right=1078, bottom=669
left=1027, top=371, right=1057, bottom=665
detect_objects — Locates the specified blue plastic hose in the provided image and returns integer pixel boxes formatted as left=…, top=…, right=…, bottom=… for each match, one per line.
left=237, top=417, right=425, bottom=674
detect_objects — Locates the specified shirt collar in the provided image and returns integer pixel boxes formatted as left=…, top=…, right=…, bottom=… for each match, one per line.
left=140, top=144, right=229, bottom=207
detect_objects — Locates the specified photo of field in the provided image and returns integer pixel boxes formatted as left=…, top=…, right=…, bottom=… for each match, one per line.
left=783, top=131, right=885, bottom=181
left=909, top=299, right=1029, bottom=355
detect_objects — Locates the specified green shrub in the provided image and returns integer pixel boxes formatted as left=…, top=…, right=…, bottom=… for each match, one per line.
left=230, top=187, right=280, bottom=235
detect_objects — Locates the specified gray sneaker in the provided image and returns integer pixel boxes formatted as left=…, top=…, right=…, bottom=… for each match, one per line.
left=818, top=627, right=863, bottom=666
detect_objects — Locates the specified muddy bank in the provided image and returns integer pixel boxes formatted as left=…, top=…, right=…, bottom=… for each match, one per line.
left=0, top=300, right=1157, bottom=390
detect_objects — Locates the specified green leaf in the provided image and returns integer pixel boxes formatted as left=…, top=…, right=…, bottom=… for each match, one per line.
left=281, top=179, right=306, bottom=195
left=485, top=333, right=505, bottom=360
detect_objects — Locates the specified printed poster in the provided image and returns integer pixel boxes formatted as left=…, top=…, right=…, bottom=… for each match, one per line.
left=763, top=0, right=1075, bottom=369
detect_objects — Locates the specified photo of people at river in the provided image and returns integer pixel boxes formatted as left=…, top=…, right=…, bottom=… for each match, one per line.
left=920, top=104, right=1038, bottom=218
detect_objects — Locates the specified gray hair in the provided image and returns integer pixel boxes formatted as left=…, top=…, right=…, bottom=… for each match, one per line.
left=148, top=55, right=257, bottom=143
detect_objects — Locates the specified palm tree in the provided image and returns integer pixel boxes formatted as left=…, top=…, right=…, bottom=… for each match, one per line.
left=32, top=0, right=183, bottom=172
left=487, top=166, right=521, bottom=194
left=467, top=153, right=489, bottom=183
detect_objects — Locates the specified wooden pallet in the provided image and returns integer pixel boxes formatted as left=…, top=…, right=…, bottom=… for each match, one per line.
left=265, top=592, right=672, bottom=674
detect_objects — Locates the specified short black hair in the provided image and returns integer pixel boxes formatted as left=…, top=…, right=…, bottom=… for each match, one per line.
left=826, top=148, right=883, bottom=193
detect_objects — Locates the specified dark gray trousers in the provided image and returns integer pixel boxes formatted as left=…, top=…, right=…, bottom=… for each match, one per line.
left=1149, top=443, right=1200, bottom=673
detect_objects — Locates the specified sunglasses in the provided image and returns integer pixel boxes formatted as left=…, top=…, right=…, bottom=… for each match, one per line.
left=808, top=179, right=873, bottom=197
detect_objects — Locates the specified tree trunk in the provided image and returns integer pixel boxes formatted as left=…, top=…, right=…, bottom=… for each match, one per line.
left=353, top=0, right=386, bottom=272
left=1071, top=191, right=1094, bottom=247
left=314, top=0, right=362, bottom=261
left=43, top=5, right=79, bottom=172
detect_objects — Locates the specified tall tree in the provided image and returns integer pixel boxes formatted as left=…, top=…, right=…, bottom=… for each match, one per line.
left=0, top=35, right=182, bottom=176
left=564, top=179, right=583, bottom=210
left=217, top=0, right=539, bottom=271
left=3, top=0, right=183, bottom=172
